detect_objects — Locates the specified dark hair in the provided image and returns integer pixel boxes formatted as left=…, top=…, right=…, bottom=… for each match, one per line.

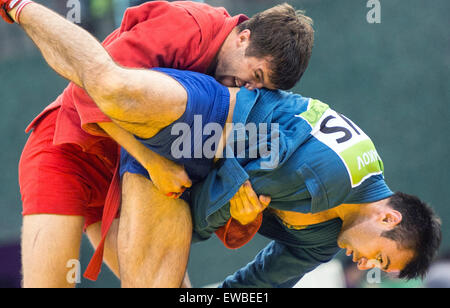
left=237, top=3, right=314, bottom=90
left=381, top=192, right=442, bottom=280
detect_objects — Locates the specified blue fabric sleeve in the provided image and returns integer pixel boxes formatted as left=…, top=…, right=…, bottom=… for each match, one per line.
left=119, top=68, right=230, bottom=186
left=191, top=157, right=249, bottom=238
left=220, top=240, right=340, bottom=288
left=220, top=212, right=342, bottom=288
left=344, top=174, right=394, bottom=204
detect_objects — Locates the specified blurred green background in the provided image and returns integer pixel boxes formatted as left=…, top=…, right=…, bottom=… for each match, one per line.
left=0, top=0, right=448, bottom=288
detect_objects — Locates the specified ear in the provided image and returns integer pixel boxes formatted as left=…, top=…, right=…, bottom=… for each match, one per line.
left=381, top=210, right=402, bottom=228
left=236, top=29, right=251, bottom=47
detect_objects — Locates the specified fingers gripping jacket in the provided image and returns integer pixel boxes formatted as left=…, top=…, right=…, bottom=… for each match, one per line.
left=0, top=0, right=33, bottom=24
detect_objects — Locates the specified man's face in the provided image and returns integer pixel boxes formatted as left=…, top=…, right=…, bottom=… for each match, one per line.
left=214, top=30, right=277, bottom=90
left=337, top=211, right=415, bottom=274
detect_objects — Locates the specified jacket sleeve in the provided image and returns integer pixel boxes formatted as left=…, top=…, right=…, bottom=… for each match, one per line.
left=219, top=240, right=340, bottom=288
left=191, top=157, right=249, bottom=242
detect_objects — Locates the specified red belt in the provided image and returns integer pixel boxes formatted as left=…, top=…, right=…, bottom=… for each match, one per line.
left=83, top=147, right=121, bottom=281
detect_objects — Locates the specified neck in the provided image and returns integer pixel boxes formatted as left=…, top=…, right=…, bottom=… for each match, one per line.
left=213, top=87, right=239, bottom=162
left=207, top=29, right=238, bottom=75
left=272, top=202, right=379, bottom=229
left=334, top=203, right=371, bottom=225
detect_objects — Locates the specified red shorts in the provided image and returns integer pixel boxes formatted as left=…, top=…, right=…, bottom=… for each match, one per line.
left=19, top=109, right=117, bottom=229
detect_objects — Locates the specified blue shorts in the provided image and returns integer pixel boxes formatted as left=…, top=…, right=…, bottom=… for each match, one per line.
left=120, top=68, right=230, bottom=201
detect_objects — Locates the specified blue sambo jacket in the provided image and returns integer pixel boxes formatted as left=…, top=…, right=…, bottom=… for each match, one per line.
left=190, top=88, right=393, bottom=288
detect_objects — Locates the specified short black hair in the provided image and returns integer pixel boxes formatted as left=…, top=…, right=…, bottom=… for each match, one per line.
left=238, top=3, right=314, bottom=90
left=381, top=192, right=442, bottom=280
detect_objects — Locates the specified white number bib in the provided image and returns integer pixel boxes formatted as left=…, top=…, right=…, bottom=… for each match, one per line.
left=297, top=99, right=384, bottom=187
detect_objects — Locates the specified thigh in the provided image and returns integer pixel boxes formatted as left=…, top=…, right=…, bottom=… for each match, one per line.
left=119, top=172, right=192, bottom=246
left=118, top=172, right=192, bottom=287
left=21, top=214, right=84, bottom=288
left=19, top=111, right=114, bottom=228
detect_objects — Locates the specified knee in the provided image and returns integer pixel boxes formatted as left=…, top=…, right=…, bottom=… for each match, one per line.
left=119, top=200, right=192, bottom=255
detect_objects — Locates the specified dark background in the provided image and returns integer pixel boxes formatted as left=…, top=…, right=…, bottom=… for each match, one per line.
left=0, top=0, right=448, bottom=288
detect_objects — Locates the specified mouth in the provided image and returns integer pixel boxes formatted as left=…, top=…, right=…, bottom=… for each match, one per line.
left=234, top=77, right=243, bottom=88
left=217, top=76, right=246, bottom=88
left=357, top=259, right=365, bottom=268
left=348, top=251, right=370, bottom=269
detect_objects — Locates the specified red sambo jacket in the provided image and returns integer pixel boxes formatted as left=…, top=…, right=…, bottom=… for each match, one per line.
left=25, top=1, right=247, bottom=281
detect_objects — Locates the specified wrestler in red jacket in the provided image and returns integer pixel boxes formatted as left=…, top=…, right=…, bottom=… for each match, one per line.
left=1, top=0, right=314, bottom=287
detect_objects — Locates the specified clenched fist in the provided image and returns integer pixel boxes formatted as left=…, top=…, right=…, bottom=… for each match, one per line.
left=230, top=180, right=271, bottom=225
left=146, top=155, right=192, bottom=199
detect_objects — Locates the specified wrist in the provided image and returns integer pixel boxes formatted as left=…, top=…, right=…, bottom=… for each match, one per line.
left=4, top=0, right=33, bottom=24
left=7, top=6, right=16, bottom=22
left=140, top=150, right=157, bottom=172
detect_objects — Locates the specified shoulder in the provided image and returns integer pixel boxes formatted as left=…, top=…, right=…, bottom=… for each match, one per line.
left=153, top=68, right=225, bottom=95
left=286, top=98, right=389, bottom=210
left=120, top=1, right=195, bottom=30
left=117, top=2, right=205, bottom=41
left=345, top=175, right=394, bottom=204
left=120, top=1, right=234, bottom=32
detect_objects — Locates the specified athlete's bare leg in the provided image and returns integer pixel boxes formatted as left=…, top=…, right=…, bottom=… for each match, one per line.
left=21, top=215, right=84, bottom=288
left=118, top=172, right=192, bottom=288
left=181, top=272, right=192, bottom=288
left=85, top=219, right=120, bottom=278
left=87, top=219, right=192, bottom=287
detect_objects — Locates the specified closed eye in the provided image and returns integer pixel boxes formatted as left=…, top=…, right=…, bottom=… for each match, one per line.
left=254, top=72, right=261, bottom=83
left=255, top=69, right=264, bottom=84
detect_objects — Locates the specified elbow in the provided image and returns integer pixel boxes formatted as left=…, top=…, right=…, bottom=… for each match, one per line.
left=83, top=66, right=129, bottom=120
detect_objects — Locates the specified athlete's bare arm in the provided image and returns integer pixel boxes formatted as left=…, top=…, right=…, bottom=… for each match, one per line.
left=97, top=122, right=192, bottom=195
left=9, top=4, right=269, bottom=216
left=10, top=3, right=186, bottom=139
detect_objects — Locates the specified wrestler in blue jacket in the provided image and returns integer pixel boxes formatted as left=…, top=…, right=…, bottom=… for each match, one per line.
left=120, top=69, right=440, bottom=287
left=189, top=88, right=394, bottom=287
